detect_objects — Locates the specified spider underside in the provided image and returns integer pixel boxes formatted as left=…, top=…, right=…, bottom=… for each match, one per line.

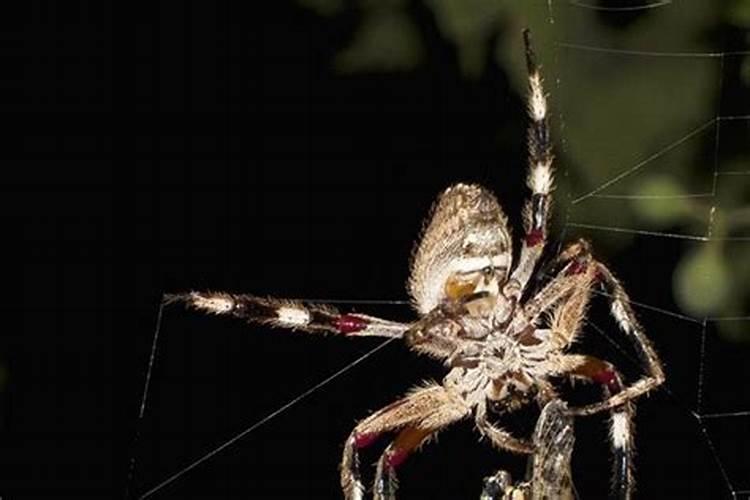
left=169, top=30, right=664, bottom=500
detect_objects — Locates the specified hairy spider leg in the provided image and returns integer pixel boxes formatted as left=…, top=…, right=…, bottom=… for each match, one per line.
left=340, top=383, right=471, bottom=500
left=474, top=399, right=535, bottom=455
left=522, top=240, right=664, bottom=416
left=528, top=246, right=665, bottom=418
left=526, top=250, right=636, bottom=498
left=522, top=240, right=663, bottom=499
left=522, top=239, right=594, bottom=323
left=568, top=263, right=666, bottom=415
left=508, top=30, right=555, bottom=297
left=373, top=426, right=433, bottom=500
left=166, top=292, right=408, bottom=338
left=566, top=355, right=635, bottom=500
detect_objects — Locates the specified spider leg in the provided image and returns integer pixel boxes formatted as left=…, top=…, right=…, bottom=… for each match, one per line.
left=522, top=240, right=595, bottom=323
left=373, top=426, right=432, bottom=500
left=475, top=400, right=534, bottom=455
left=522, top=236, right=663, bottom=404
left=557, top=355, right=636, bottom=500
left=524, top=254, right=641, bottom=498
left=567, top=263, right=665, bottom=416
left=166, top=291, right=408, bottom=337
left=340, top=383, right=470, bottom=500
left=527, top=245, right=665, bottom=415
left=528, top=252, right=660, bottom=498
left=507, top=30, right=555, bottom=296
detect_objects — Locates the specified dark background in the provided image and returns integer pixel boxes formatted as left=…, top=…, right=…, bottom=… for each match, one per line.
left=5, top=1, right=749, bottom=499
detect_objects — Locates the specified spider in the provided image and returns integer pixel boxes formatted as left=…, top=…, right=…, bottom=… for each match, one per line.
left=168, top=30, right=664, bottom=500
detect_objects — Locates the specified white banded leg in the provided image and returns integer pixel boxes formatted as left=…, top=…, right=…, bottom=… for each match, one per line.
left=569, top=263, right=665, bottom=416
left=564, top=355, right=635, bottom=500
left=166, top=292, right=408, bottom=337
left=508, top=30, right=555, bottom=296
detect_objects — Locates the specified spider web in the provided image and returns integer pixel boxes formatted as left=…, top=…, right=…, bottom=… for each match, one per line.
left=127, top=2, right=750, bottom=499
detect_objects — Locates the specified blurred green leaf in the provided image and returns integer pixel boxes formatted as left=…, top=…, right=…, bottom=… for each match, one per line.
left=630, top=174, right=692, bottom=224
left=674, top=244, right=731, bottom=316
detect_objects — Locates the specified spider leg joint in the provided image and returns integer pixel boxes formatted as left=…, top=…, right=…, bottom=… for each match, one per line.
left=336, top=314, right=371, bottom=334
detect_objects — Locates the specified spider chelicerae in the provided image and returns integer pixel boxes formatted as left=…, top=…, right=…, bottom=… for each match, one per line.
left=168, top=30, right=664, bottom=500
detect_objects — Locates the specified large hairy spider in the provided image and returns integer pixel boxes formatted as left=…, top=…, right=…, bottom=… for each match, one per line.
left=169, top=31, right=664, bottom=500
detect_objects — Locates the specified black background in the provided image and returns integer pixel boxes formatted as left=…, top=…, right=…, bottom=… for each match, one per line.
left=6, top=1, right=749, bottom=499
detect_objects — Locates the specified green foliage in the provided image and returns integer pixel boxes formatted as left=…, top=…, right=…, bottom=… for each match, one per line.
left=631, top=175, right=692, bottom=224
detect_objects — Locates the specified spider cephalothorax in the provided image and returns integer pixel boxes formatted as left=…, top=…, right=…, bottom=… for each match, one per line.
left=169, top=30, right=664, bottom=500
